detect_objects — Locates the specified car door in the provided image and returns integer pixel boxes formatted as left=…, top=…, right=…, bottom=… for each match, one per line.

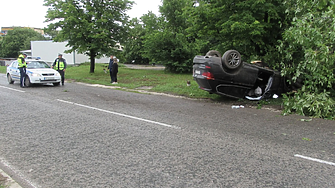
left=9, top=61, right=20, bottom=81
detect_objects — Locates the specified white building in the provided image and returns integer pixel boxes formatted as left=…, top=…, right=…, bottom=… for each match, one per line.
left=31, top=41, right=110, bottom=64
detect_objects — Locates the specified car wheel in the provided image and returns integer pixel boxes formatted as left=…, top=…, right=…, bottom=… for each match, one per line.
left=206, top=50, right=222, bottom=57
left=24, top=76, right=32, bottom=87
left=53, top=82, right=60, bottom=86
left=7, top=74, right=14, bottom=84
left=222, top=50, right=242, bottom=70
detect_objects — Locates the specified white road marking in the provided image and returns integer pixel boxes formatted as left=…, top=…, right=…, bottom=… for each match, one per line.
left=57, top=99, right=181, bottom=130
left=294, top=154, right=335, bottom=166
left=0, top=85, right=25, bottom=93
left=0, top=157, right=39, bottom=188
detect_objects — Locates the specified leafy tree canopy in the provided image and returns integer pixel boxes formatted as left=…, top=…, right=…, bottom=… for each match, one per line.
left=122, top=12, right=160, bottom=64
left=0, top=28, right=46, bottom=58
left=279, top=0, right=335, bottom=119
left=44, top=0, right=134, bottom=73
left=140, top=0, right=196, bottom=72
left=185, top=0, right=289, bottom=65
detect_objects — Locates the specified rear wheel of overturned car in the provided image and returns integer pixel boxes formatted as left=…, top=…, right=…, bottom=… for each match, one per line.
left=7, top=74, right=14, bottom=84
left=222, top=50, right=242, bottom=70
left=206, top=50, right=222, bottom=57
left=24, top=76, right=32, bottom=87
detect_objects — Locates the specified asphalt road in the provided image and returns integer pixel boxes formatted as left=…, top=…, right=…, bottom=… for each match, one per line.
left=0, top=73, right=334, bottom=188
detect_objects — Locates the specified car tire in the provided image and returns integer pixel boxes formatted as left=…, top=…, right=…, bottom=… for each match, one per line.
left=24, top=76, right=32, bottom=87
left=53, top=82, right=60, bottom=86
left=222, top=50, right=242, bottom=70
left=206, top=50, right=222, bottom=57
left=7, top=74, right=14, bottom=84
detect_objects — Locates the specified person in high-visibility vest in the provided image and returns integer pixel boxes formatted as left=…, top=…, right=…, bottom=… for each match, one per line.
left=17, top=53, right=27, bottom=88
left=52, top=54, right=67, bottom=85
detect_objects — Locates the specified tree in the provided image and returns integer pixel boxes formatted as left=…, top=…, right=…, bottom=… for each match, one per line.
left=122, top=16, right=154, bottom=64
left=278, top=0, right=335, bottom=119
left=185, top=0, right=289, bottom=65
left=141, top=0, right=196, bottom=73
left=44, top=0, right=133, bottom=73
left=0, top=28, right=46, bottom=58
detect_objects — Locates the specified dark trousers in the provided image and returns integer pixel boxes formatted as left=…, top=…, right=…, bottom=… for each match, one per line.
left=109, top=70, right=113, bottom=82
left=112, top=72, right=117, bottom=82
left=57, top=70, right=65, bottom=84
left=19, top=67, right=26, bottom=87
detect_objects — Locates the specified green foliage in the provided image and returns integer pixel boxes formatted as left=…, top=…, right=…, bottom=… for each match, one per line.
left=160, top=0, right=189, bottom=32
left=143, top=31, right=194, bottom=73
left=279, top=0, right=335, bottom=119
left=125, top=0, right=291, bottom=72
left=122, top=15, right=156, bottom=64
left=185, top=0, right=289, bottom=65
left=282, top=88, right=334, bottom=119
left=44, top=0, right=133, bottom=73
left=140, top=0, right=196, bottom=73
left=0, top=28, right=46, bottom=58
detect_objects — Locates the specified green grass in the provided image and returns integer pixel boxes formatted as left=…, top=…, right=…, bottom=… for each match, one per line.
left=0, top=63, right=283, bottom=108
left=0, top=66, right=6, bottom=73
left=66, top=63, right=223, bottom=99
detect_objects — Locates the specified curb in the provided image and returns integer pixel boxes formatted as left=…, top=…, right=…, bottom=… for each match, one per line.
left=0, top=169, right=22, bottom=188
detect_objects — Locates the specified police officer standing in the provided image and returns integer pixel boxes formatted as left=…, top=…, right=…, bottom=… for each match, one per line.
left=52, top=54, right=67, bottom=85
left=17, top=53, right=27, bottom=88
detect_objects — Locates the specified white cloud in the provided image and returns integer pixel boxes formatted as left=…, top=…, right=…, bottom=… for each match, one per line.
left=127, top=0, right=161, bottom=19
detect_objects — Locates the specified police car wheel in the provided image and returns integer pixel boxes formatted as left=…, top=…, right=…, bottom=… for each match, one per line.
left=7, top=74, right=14, bottom=84
left=24, top=76, right=32, bottom=87
left=53, top=82, right=60, bottom=86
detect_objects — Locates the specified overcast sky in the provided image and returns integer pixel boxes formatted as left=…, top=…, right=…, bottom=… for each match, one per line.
left=0, top=0, right=161, bottom=29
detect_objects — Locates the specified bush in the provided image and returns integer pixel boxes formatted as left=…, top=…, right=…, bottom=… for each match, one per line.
left=282, top=87, right=335, bottom=119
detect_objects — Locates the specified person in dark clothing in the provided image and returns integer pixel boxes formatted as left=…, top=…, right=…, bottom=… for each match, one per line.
left=107, top=55, right=114, bottom=83
left=52, top=54, right=67, bottom=85
left=111, top=58, right=119, bottom=84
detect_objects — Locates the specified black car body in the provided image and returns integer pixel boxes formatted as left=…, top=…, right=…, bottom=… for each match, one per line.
left=193, top=50, right=291, bottom=100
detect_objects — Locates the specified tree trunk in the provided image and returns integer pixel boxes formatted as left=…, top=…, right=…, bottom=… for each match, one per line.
left=89, top=53, right=95, bottom=73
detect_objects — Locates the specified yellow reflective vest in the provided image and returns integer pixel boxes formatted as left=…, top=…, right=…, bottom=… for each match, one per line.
left=54, top=58, right=65, bottom=70
left=17, top=54, right=26, bottom=68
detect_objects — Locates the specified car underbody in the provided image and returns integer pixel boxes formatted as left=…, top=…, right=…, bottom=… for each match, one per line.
left=193, top=50, right=294, bottom=100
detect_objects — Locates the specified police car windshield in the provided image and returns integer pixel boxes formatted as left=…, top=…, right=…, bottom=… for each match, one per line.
left=27, top=61, right=51, bottom=69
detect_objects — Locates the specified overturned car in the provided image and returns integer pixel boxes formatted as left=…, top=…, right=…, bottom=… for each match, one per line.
left=193, top=50, right=298, bottom=100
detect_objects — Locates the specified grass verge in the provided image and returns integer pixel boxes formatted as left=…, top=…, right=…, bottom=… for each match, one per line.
left=0, top=63, right=283, bottom=109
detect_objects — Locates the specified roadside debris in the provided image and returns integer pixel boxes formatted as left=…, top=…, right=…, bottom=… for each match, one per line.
left=231, top=105, right=245, bottom=109
left=301, top=119, right=313, bottom=122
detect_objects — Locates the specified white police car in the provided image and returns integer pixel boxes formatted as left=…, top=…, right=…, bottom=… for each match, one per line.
left=6, top=59, right=62, bottom=87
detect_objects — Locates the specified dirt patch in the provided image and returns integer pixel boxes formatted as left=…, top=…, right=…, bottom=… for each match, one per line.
left=136, top=86, right=153, bottom=90
left=124, top=64, right=165, bottom=70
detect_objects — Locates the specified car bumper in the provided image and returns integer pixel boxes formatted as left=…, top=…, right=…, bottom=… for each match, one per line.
left=29, top=76, right=61, bottom=84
